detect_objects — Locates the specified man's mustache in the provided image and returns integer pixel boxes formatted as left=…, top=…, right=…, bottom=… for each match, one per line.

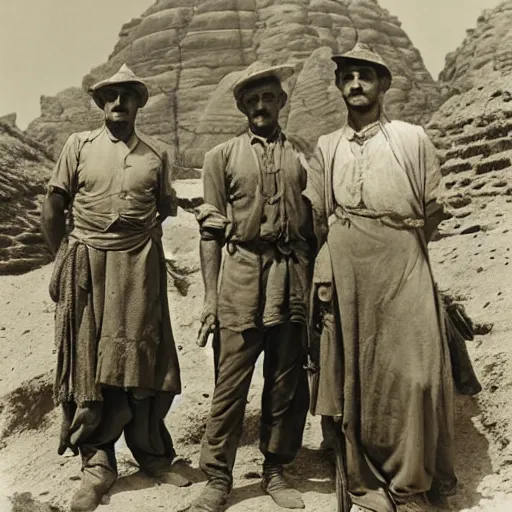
left=252, top=110, right=270, bottom=118
left=348, top=89, right=365, bottom=97
left=112, top=107, right=127, bottom=113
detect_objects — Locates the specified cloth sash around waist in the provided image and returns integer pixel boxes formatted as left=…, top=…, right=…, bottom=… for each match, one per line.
left=330, top=205, right=424, bottom=230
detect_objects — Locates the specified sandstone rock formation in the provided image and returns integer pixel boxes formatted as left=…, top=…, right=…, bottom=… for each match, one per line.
left=438, top=1, right=512, bottom=97
left=27, top=0, right=440, bottom=167
left=0, top=121, right=54, bottom=275
left=428, top=1, right=512, bottom=220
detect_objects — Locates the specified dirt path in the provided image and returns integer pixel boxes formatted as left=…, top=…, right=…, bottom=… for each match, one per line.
left=1, top=196, right=511, bottom=511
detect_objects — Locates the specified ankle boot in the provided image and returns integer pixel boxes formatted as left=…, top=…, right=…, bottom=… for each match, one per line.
left=188, top=480, right=230, bottom=512
left=262, top=464, right=305, bottom=509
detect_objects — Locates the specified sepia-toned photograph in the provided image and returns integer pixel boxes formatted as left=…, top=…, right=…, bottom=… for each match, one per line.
left=0, top=1, right=510, bottom=511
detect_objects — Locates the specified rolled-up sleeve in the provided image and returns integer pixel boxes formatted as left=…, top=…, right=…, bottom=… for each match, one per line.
left=196, top=146, right=229, bottom=240
left=47, top=133, right=80, bottom=199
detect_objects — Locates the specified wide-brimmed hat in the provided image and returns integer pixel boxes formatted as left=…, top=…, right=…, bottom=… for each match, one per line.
left=331, top=43, right=392, bottom=87
left=232, top=62, right=296, bottom=100
left=88, top=64, right=149, bottom=108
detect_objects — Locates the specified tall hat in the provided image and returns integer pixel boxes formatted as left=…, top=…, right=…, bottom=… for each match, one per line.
left=88, top=64, right=149, bottom=108
left=232, top=62, right=296, bottom=100
left=331, top=43, right=392, bottom=88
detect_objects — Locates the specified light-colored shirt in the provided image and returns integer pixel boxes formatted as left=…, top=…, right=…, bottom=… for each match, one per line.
left=333, top=120, right=438, bottom=218
left=304, top=117, right=442, bottom=247
left=49, top=125, right=176, bottom=250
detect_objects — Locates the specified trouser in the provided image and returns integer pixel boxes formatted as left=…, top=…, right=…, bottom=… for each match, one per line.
left=78, top=387, right=176, bottom=492
left=199, top=322, right=310, bottom=487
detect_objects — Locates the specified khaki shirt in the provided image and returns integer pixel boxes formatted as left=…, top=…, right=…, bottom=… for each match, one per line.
left=49, top=125, right=177, bottom=250
left=201, top=129, right=313, bottom=246
left=197, top=129, right=314, bottom=331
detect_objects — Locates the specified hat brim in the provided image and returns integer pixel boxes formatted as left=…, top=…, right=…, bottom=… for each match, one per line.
left=233, top=65, right=295, bottom=99
left=331, top=56, right=392, bottom=84
left=89, top=80, right=149, bottom=109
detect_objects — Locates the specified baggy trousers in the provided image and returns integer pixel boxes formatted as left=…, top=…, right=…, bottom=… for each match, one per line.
left=79, top=387, right=176, bottom=492
left=200, top=321, right=310, bottom=486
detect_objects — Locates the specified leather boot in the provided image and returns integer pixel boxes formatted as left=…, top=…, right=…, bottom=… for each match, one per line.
left=188, top=480, right=230, bottom=512
left=70, top=464, right=117, bottom=512
left=188, top=480, right=231, bottom=512
left=70, top=484, right=103, bottom=512
left=262, top=464, right=305, bottom=509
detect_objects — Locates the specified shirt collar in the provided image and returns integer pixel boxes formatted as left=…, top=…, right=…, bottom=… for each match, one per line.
left=248, top=126, right=284, bottom=146
left=104, top=125, right=139, bottom=151
left=344, top=119, right=382, bottom=144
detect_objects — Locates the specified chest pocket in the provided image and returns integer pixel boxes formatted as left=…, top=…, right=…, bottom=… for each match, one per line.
left=224, top=145, right=265, bottom=241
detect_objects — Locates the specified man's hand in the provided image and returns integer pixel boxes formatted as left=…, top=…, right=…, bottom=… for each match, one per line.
left=198, top=238, right=222, bottom=346
left=197, top=300, right=218, bottom=347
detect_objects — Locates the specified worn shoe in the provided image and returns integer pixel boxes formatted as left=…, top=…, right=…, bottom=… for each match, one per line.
left=262, top=465, right=305, bottom=509
left=188, top=483, right=230, bottom=512
left=70, top=486, right=102, bottom=512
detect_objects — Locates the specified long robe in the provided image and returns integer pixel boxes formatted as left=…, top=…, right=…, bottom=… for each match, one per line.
left=305, top=119, right=456, bottom=511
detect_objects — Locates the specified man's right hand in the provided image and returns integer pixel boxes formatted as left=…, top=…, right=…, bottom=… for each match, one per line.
left=197, top=300, right=218, bottom=347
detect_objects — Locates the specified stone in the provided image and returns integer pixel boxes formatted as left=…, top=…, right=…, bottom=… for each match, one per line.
left=26, top=0, right=440, bottom=167
left=0, top=121, right=54, bottom=275
left=428, top=2, right=512, bottom=216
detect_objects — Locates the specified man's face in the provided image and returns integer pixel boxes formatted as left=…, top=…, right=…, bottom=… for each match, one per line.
left=99, top=85, right=140, bottom=126
left=240, top=81, right=285, bottom=134
left=338, top=65, right=382, bottom=112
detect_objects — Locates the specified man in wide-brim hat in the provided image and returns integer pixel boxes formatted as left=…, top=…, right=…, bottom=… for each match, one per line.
left=189, top=61, right=315, bottom=512
left=304, top=43, right=458, bottom=511
left=88, top=63, right=150, bottom=109
left=41, top=64, right=189, bottom=511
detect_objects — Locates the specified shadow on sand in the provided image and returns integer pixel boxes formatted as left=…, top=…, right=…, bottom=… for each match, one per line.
left=443, top=392, right=493, bottom=510
left=230, top=392, right=493, bottom=511
left=108, top=459, right=205, bottom=500
left=227, top=446, right=334, bottom=508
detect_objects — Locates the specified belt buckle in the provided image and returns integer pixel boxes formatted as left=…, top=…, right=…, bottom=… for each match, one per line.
left=277, top=239, right=292, bottom=256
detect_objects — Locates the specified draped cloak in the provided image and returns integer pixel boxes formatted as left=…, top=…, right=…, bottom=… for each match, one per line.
left=304, top=118, right=456, bottom=511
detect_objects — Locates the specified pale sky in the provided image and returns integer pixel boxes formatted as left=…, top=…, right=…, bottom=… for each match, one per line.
left=0, top=0, right=504, bottom=129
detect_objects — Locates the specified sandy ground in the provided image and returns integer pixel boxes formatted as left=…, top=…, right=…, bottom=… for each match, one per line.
left=0, top=191, right=511, bottom=512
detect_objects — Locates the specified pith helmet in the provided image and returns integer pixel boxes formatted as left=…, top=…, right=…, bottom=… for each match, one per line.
left=331, top=43, right=392, bottom=88
left=88, top=64, right=149, bottom=109
left=232, top=62, right=296, bottom=100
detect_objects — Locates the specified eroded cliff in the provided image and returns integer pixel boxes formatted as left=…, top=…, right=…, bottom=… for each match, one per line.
left=27, top=0, right=440, bottom=167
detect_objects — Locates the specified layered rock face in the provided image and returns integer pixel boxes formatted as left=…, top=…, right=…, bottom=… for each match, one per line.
left=438, top=1, right=512, bottom=97
left=428, top=1, right=512, bottom=219
left=0, top=121, right=54, bottom=275
left=27, top=0, right=440, bottom=166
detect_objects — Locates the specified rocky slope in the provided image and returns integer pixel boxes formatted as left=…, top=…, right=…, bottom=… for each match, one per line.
left=427, top=1, right=512, bottom=225
left=27, top=0, right=440, bottom=166
left=424, top=0, right=512, bottom=502
left=0, top=117, right=54, bottom=275
left=1, top=183, right=511, bottom=512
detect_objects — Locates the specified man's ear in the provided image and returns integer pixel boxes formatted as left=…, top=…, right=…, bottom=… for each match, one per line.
left=333, top=70, right=343, bottom=92
left=279, top=90, right=288, bottom=109
left=379, top=75, right=391, bottom=92
left=236, top=99, right=246, bottom=114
